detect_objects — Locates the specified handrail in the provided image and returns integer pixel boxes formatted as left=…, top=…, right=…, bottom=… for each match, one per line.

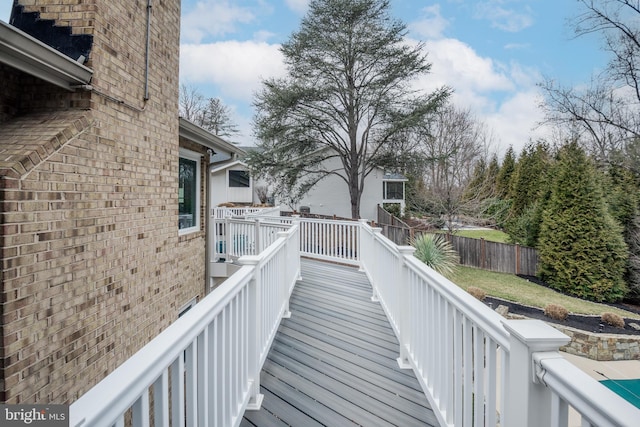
left=70, top=224, right=300, bottom=427
left=69, top=266, right=255, bottom=427
left=534, top=353, right=640, bottom=427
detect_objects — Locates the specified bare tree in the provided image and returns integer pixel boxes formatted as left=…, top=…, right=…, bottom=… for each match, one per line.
left=201, top=97, right=239, bottom=138
left=179, top=85, right=239, bottom=138
left=539, top=0, right=640, bottom=165
left=179, top=84, right=205, bottom=122
left=416, top=105, right=488, bottom=231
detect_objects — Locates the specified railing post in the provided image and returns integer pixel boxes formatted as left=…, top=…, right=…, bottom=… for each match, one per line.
left=358, top=219, right=369, bottom=272
left=370, top=226, right=383, bottom=302
left=225, top=218, right=232, bottom=263
left=502, top=320, right=570, bottom=427
left=396, top=246, right=415, bottom=370
left=239, top=256, right=264, bottom=411
left=277, top=230, right=292, bottom=319
left=255, top=218, right=262, bottom=253
left=291, top=217, right=302, bottom=281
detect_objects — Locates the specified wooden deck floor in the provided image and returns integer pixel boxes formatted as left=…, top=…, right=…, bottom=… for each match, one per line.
left=241, top=259, right=439, bottom=427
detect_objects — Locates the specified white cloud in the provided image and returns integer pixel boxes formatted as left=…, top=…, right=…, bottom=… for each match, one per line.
left=406, top=36, right=545, bottom=155
left=285, top=0, right=309, bottom=14
left=409, top=5, right=450, bottom=39
left=484, top=90, right=547, bottom=154
left=421, top=38, right=514, bottom=93
left=180, top=40, right=286, bottom=102
left=178, top=29, right=546, bottom=150
left=474, top=1, right=534, bottom=32
left=181, top=1, right=256, bottom=43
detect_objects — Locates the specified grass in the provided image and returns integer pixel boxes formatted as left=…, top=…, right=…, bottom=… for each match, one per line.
left=453, top=265, right=640, bottom=320
left=451, top=229, right=510, bottom=243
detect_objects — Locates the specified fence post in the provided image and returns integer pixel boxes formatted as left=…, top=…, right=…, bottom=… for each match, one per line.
left=515, top=243, right=520, bottom=275
left=239, top=255, right=265, bottom=411
left=396, top=246, right=415, bottom=369
left=502, top=320, right=570, bottom=427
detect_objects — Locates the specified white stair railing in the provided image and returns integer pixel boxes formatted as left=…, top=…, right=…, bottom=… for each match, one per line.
left=69, top=224, right=300, bottom=427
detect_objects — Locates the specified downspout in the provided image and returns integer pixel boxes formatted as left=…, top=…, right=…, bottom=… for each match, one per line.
left=205, top=158, right=212, bottom=294
left=144, top=0, right=152, bottom=101
left=205, top=150, right=218, bottom=294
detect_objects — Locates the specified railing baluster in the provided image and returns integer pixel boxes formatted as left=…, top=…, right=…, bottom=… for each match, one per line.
left=170, top=356, right=185, bottom=427
left=153, top=371, right=169, bottom=427
left=131, top=392, right=149, bottom=427
left=197, top=320, right=209, bottom=426
left=485, top=338, right=497, bottom=427
left=185, top=340, right=198, bottom=427
left=473, top=326, right=485, bottom=424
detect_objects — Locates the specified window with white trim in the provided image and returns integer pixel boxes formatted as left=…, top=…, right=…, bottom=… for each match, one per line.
left=229, top=170, right=250, bottom=187
left=179, top=148, right=201, bottom=234
left=383, top=181, right=404, bottom=200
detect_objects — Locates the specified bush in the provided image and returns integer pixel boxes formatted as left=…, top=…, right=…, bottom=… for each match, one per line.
left=410, top=233, right=458, bottom=277
left=467, top=286, right=486, bottom=301
left=601, top=312, right=625, bottom=328
left=383, top=203, right=402, bottom=218
left=544, top=303, right=569, bottom=321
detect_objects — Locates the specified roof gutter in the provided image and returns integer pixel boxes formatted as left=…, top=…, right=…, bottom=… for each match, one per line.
left=0, top=20, right=93, bottom=90
left=178, top=117, right=245, bottom=158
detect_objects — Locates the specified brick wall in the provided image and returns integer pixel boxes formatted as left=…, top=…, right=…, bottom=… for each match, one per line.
left=1, top=0, right=209, bottom=404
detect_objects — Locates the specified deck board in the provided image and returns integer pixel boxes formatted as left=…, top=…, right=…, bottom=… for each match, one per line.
left=243, top=259, right=439, bottom=426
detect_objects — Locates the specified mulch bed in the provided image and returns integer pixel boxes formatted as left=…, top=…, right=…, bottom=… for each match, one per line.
left=483, top=295, right=640, bottom=336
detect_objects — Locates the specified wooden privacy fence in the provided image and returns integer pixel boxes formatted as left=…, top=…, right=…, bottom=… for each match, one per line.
left=444, top=234, right=538, bottom=276
left=376, top=206, right=539, bottom=276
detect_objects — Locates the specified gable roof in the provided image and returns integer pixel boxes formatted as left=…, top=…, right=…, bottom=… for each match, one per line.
left=209, top=160, right=248, bottom=174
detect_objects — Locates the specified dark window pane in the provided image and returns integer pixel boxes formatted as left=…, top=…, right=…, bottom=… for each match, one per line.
left=179, top=157, right=197, bottom=229
left=385, top=182, right=404, bottom=200
left=229, top=170, right=250, bottom=188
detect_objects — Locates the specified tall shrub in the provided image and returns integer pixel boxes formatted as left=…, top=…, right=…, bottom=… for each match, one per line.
left=538, top=141, right=628, bottom=302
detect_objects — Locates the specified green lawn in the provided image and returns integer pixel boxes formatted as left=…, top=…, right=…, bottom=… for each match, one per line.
left=451, top=229, right=510, bottom=243
left=452, top=265, right=640, bottom=320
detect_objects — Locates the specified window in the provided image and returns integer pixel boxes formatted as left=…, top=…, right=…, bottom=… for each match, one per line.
left=229, top=170, right=250, bottom=188
left=179, top=148, right=201, bottom=234
left=383, top=181, right=404, bottom=200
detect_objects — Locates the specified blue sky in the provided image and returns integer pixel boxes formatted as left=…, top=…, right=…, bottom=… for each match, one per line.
left=1, top=0, right=608, bottom=154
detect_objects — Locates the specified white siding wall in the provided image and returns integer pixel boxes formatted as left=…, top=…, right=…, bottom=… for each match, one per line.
left=274, top=157, right=384, bottom=220
left=210, top=164, right=254, bottom=206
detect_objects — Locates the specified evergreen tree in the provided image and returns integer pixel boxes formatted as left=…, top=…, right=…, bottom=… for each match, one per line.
left=606, top=165, right=640, bottom=302
left=504, top=141, right=551, bottom=244
left=496, top=145, right=516, bottom=198
left=538, top=141, right=628, bottom=302
left=508, top=141, right=550, bottom=217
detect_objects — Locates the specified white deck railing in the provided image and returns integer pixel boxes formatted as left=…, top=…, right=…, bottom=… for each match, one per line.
left=359, top=223, right=640, bottom=427
left=212, top=208, right=360, bottom=266
left=69, top=224, right=300, bottom=427
left=70, top=216, right=640, bottom=427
